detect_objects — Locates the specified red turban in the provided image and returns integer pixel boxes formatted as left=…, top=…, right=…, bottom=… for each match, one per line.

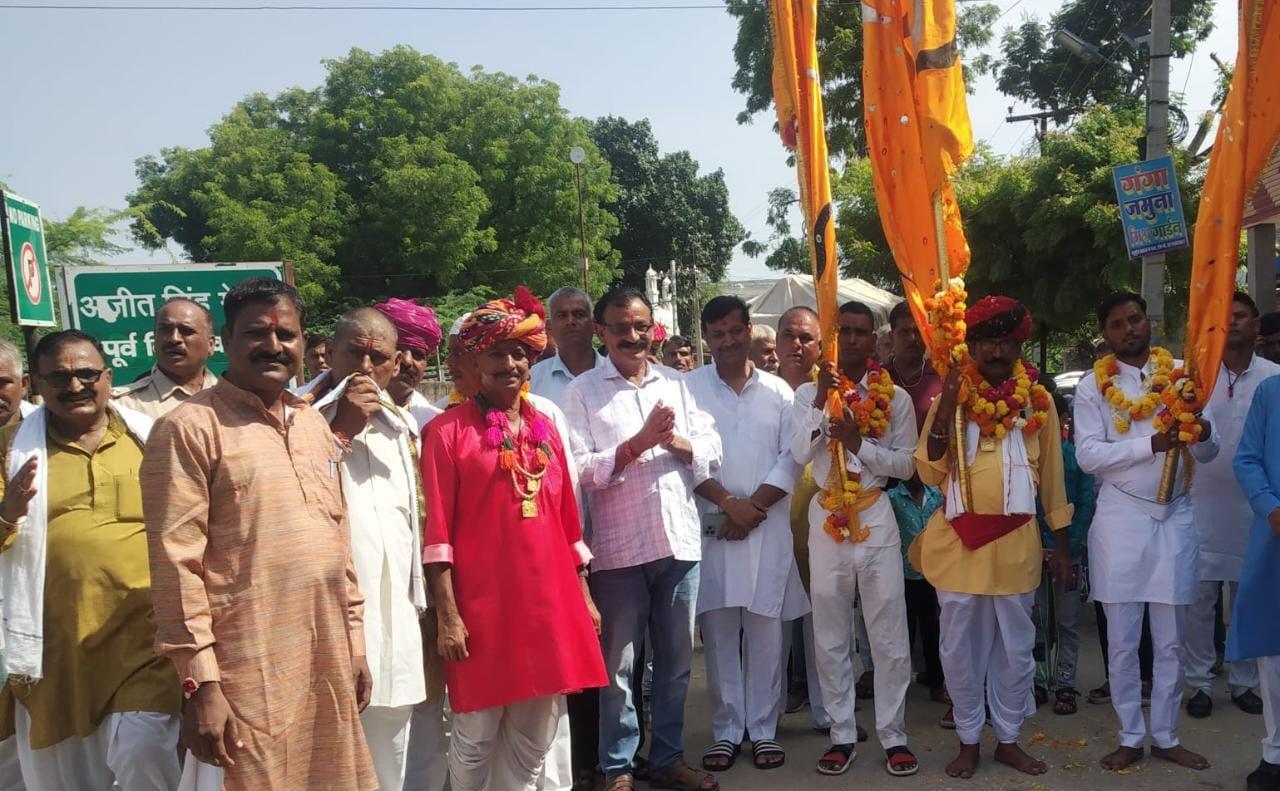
left=966, top=295, right=1033, bottom=343
left=456, top=286, right=548, bottom=356
left=375, top=297, right=443, bottom=355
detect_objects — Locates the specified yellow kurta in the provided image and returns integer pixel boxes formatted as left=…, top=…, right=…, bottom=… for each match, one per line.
left=789, top=465, right=821, bottom=594
left=910, top=398, right=1072, bottom=596
left=0, top=413, right=180, bottom=747
left=142, top=380, right=375, bottom=791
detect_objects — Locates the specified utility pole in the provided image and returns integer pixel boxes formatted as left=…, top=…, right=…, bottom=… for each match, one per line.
left=1142, top=0, right=1172, bottom=343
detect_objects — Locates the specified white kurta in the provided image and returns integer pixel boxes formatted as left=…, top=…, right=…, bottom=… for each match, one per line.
left=406, top=389, right=444, bottom=432
left=1190, top=355, right=1280, bottom=581
left=1074, top=360, right=1220, bottom=605
left=686, top=366, right=808, bottom=619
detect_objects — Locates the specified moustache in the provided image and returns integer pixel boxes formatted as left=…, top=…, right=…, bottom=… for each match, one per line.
left=59, top=391, right=94, bottom=403
left=619, top=341, right=646, bottom=350
left=250, top=353, right=293, bottom=366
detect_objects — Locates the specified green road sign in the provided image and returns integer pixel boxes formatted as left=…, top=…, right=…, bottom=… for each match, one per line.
left=1, top=192, right=56, bottom=327
left=58, top=262, right=283, bottom=384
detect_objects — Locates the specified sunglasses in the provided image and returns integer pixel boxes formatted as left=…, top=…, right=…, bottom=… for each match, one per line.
left=39, top=368, right=106, bottom=389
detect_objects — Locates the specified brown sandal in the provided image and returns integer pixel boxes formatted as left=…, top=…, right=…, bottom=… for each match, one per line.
left=650, top=758, right=720, bottom=790
left=604, top=773, right=636, bottom=791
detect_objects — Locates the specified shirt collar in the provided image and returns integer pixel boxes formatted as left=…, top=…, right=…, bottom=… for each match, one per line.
left=549, top=351, right=599, bottom=379
left=214, top=377, right=307, bottom=425
left=150, top=365, right=216, bottom=399
left=1222, top=353, right=1261, bottom=378
left=601, top=355, right=662, bottom=386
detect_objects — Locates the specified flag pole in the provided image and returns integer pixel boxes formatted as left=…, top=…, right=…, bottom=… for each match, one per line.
left=934, top=191, right=972, bottom=512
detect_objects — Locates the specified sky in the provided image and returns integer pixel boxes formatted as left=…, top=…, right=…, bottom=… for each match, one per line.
left=0, top=0, right=1241, bottom=284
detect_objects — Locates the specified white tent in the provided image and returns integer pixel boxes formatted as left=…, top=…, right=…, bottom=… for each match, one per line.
left=745, top=273, right=902, bottom=329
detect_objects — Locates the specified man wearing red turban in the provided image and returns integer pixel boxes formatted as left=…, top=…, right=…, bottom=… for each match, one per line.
left=909, top=294, right=1074, bottom=781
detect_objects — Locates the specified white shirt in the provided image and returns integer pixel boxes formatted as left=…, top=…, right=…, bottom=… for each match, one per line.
left=314, top=391, right=426, bottom=709
left=790, top=376, right=918, bottom=547
left=1191, top=354, right=1280, bottom=581
left=686, top=364, right=809, bottom=619
left=530, top=351, right=601, bottom=408
left=563, top=357, right=722, bottom=572
left=1075, top=358, right=1221, bottom=605
left=404, top=389, right=443, bottom=432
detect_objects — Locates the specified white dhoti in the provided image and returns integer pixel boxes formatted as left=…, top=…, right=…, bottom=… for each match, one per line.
left=1260, top=655, right=1280, bottom=765
left=1185, top=580, right=1258, bottom=696
left=1103, top=601, right=1186, bottom=748
left=937, top=590, right=1036, bottom=745
left=403, top=699, right=449, bottom=791
left=450, top=695, right=563, bottom=791
left=0, top=736, right=24, bottom=791
left=361, top=703, right=415, bottom=791
left=700, top=607, right=784, bottom=742
left=809, top=526, right=911, bottom=750
left=535, top=699, right=572, bottom=791
left=14, top=707, right=180, bottom=791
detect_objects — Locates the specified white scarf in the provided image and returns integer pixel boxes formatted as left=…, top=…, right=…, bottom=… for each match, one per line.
left=1, top=403, right=153, bottom=681
left=296, top=372, right=427, bottom=613
left=944, top=418, right=1037, bottom=520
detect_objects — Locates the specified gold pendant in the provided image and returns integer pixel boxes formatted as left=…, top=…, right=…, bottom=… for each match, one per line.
left=980, top=436, right=997, bottom=452
left=521, top=499, right=538, bottom=519
left=526, top=478, right=540, bottom=494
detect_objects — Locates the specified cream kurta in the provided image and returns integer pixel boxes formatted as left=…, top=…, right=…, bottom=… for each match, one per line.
left=142, top=380, right=376, bottom=791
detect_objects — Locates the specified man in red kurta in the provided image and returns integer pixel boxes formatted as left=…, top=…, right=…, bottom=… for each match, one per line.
left=421, top=290, right=606, bottom=791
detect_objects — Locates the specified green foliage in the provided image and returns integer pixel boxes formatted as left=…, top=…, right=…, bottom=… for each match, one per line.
left=834, top=106, right=1202, bottom=334
left=994, top=0, right=1215, bottom=113
left=589, top=116, right=745, bottom=286
left=726, top=0, right=998, bottom=159
left=129, top=47, right=623, bottom=329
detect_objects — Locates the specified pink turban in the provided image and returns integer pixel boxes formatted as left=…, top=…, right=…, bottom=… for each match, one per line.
left=375, top=297, right=443, bottom=355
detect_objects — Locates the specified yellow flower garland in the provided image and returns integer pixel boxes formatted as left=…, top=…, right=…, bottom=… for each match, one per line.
left=1093, top=347, right=1174, bottom=434
left=816, top=363, right=896, bottom=543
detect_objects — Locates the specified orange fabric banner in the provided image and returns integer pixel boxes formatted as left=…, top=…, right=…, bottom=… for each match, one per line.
left=862, top=0, right=973, bottom=338
left=1186, top=0, right=1280, bottom=397
left=769, top=0, right=840, bottom=363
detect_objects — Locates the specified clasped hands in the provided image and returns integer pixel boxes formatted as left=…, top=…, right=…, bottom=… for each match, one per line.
left=631, top=401, right=692, bottom=458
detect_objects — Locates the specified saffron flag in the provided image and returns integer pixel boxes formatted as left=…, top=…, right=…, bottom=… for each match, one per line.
left=1185, top=0, right=1280, bottom=397
left=863, top=0, right=973, bottom=338
left=769, top=0, right=839, bottom=364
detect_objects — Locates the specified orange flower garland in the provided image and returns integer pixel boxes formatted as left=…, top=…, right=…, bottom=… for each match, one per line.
left=924, top=278, right=969, bottom=376
left=1092, top=348, right=1174, bottom=433
left=1153, top=367, right=1206, bottom=443
left=818, top=362, right=895, bottom=543
left=963, top=359, right=1051, bottom=439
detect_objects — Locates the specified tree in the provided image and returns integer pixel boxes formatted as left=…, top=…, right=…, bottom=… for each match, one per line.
left=130, top=47, right=622, bottom=325
left=995, top=0, right=1215, bottom=115
left=740, top=187, right=808, bottom=274
left=589, top=116, right=745, bottom=287
left=727, top=0, right=999, bottom=159
left=834, top=105, right=1202, bottom=334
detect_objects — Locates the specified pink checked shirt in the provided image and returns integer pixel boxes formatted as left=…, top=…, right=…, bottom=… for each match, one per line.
left=562, top=357, right=722, bottom=572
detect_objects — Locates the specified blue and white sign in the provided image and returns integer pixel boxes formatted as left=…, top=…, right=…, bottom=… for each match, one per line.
left=1112, top=156, right=1189, bottom=259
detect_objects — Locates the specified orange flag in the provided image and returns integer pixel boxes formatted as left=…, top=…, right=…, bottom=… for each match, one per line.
left=863, top=0, right=973, bottom=339
left=769, top=0, right=840, bottom=364
left=1185, top=0, right=1280, bottom=397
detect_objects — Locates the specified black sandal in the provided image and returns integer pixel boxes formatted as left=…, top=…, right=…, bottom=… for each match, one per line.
left=752, top=739, right=785, bottom=770
left=816, top=743, right=856, bottom=775
left=700, top=740, right=739, bottom=772
left=1054, top=687, right=1079, bottom=715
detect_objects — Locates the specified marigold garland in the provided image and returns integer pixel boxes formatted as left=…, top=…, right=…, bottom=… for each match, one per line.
left=1092, top=348, right=1175, bottom=435
left=1153, top=367, right=1205, bottom=444
left=964, top=359, right=1051, bottom=439
left=923, top=278, right=969, bottom=377
left=816, top=361, right=895, bottom=543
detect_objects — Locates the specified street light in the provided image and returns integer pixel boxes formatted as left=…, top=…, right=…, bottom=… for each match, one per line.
left=570, top=146, right=590, bottom=294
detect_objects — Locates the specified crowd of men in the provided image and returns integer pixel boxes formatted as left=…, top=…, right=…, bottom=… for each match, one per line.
left=0, top=276, right=1278, bottom=791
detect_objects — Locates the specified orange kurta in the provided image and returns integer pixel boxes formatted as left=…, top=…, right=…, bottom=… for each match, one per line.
left=141, top=380, right=376, bottom=791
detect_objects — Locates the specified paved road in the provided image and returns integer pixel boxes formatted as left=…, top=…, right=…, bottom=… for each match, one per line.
left=669, top=605, right=1265, bottom=791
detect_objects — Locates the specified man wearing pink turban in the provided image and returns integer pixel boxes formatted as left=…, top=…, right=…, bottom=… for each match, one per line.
left=376, top=297, right=443, bottom=432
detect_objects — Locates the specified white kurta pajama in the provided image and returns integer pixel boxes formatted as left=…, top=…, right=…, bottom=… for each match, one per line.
left=687, top=366, right=809, bottom=744
left=1075, top=359, right=1220, bottom=750
left=790, top=378, right=918, bottom=750
left=306, top=374, right=428, bottom=791
left=1187, top=356, right=1280, bottom=698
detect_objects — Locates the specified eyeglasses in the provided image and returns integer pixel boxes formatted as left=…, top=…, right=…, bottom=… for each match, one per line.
left=39, top=368, right=106, bottom=388
left=603, top=322, right=653, bottom=337
left=973, top=338, right=1023, bottom=356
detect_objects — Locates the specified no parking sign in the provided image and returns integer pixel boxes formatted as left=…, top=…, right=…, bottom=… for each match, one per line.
left=1, top=191, right=55, bottom=327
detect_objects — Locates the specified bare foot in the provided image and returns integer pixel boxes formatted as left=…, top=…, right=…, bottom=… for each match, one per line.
left=945, top=743, right=980, bottom=779
left=993, top=742, right=1047, bottom=775
left=1100, top=745, right=1144, bottom=770
left=1151, top=745, right=1210, bottom=770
